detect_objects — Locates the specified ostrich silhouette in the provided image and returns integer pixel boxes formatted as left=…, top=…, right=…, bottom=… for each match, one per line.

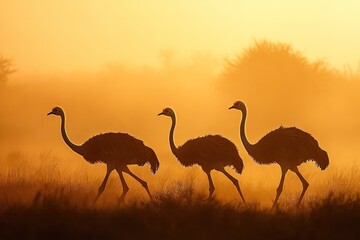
left=47, top=107, right=159, bottom=202
left=158, top=107, right=246, bottom=203
left=229, top=101, right=329, bottom=209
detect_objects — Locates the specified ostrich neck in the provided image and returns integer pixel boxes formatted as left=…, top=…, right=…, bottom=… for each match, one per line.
left=60, top=114, right=83, bottom=156
left=240, top=108, right=254, bottom=154
left=169, top=115, right=179, bottom=158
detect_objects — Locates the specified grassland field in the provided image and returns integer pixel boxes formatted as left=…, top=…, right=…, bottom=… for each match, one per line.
left=0, top=151, right=359, bottom=239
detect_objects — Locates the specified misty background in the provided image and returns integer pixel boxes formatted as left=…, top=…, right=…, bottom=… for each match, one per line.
left=1, top=40, right=360, bottom=203
left=1, top=1, right=360, bottom=203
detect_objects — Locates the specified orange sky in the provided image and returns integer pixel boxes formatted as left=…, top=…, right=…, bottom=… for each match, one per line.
left=1, top=1, right=360, bottom=203
left=1, top=0, right=360, bottom=73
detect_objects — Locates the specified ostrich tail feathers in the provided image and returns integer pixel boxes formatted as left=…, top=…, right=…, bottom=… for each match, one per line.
left=315, top=149, right=329, bottom=170
left=146, top=147, right=160, bottom=174
left=232, top=155, right=244, bottom=174
left=150, top=161, right=160, bottom=174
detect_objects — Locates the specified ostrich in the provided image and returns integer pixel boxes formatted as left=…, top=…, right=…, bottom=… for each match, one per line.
left=158, top=107, right=246, bottom=203
left=47, top=107, right=159, bottom=202
left=229, top=101, right=329, bottom=208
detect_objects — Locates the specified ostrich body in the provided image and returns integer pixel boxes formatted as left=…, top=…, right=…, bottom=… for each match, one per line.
left=229, top=101, right=329, bottom=208
left=48, top=107, right=159, bottom=202
left=158, top=108, right=245, bottom=203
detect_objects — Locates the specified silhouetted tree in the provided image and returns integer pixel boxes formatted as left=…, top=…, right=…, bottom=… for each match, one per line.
left=0, top=56, right=16, bottom=86
left=220, top=40, right=338, bottom=119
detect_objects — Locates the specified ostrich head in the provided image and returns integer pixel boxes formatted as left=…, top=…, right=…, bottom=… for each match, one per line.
left=47, top=107, right=64, bottom=116
left=229, top=101, right=246, bottom=111
left=158, top=107, right=175, bottom=117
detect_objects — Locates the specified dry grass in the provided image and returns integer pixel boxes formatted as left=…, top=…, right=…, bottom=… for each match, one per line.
left=0, top=183, right=359, bottom=239
left=0, top=152, right=359, bottom=239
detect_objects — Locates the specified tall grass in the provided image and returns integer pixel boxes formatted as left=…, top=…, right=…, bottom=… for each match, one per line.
left=0, top=182, right=359, bottom=239
left=0, top=152, right=359, bottom=239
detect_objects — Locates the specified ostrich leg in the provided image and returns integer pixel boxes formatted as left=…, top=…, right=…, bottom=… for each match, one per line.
left=205, top=169, right=215, bottom=199
left=94, top=165, right=114, bottom=203
left=291, top=167, right=309, bottom=207
left=116, top=168, right=129, bottom=202
left=271, top=167, right=288, bottom=210
left=219, top=168, right=246, bottom=205
left=123, top=166, right=154, bottom=201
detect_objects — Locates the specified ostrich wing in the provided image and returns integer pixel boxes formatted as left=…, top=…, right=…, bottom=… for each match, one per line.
left=252, top=127, right=326, bottom=166
left=177, top=135, right=241, bottom=167
left=81, top=132, right=153, bottom=165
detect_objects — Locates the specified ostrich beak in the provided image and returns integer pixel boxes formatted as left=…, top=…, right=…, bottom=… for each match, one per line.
left=47, top=111, right=53, bottom=116
left=158, top=112, right=164, bottom=116
left=229, top=105, right=235, bottom=110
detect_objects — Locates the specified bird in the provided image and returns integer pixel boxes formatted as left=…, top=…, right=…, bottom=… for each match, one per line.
left=229, top=101, right=329, bottom=209
left=47, top=106, right=159, bottom=203
left=158, top=107, right=246, bottom=203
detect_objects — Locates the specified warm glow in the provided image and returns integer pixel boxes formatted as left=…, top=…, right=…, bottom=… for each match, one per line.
left=1, top=0, right=360, bottom=73
left=0, top=0, right=359, bottom=207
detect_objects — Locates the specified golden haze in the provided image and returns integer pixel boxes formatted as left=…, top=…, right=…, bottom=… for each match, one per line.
left=1, top=42, right=360, bottom=204
left=1, top=1, right=360, bottom=205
